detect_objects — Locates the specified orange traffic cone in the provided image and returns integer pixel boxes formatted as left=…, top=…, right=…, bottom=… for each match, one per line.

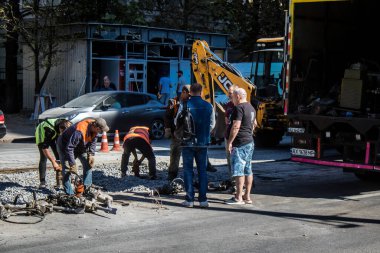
left=100, top=131, right=109, bottom=152
left=111, top=130, right=122, bottom=151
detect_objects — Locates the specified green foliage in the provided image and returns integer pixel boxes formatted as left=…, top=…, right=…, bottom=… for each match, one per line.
left=57, top=0, right=146, bottom=25
left=136, top=0, right=288, bottom=54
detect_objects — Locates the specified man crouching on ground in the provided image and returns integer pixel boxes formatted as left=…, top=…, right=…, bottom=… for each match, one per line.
left=58, top=118, right=109, bottom=195
left=121, top=126, right=157, bottom=180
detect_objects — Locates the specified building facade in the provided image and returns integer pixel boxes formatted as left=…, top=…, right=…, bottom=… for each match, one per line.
left=22, top=23, right=229, bottom=110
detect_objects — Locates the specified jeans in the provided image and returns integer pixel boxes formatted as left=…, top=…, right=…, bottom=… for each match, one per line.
left=159, top=93, right=170, bottom=105
left=38, top=142, right=59, bottom=184
left=182, top=147, right=208, bottom=202
left=168, top=137, right=182, bottom=180
left=57, top=139, right=92, bottom=195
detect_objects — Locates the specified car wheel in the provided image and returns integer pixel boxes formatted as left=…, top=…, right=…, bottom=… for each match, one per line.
left=150, top=119, right=165, bottom=140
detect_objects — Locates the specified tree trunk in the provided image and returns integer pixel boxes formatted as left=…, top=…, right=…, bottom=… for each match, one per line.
left=33, top=0, right=41, bottom=95
left=2, top=0, right=20, bottom=113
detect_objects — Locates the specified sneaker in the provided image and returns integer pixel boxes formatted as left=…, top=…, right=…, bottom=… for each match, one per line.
left=224, top=197, right=245, bottom=205
left=221, top=185, right=237, bottom=195
left=199, top=201, right=209, bottom=208
left=181, top=200, right=194, bottom=208
left=38, top=182, right=47, bottom=189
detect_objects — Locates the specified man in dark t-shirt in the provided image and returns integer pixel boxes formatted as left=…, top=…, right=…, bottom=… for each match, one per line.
left=224, top=85, right=236, bottom=187
left=225, top=87, right=256, bottom=205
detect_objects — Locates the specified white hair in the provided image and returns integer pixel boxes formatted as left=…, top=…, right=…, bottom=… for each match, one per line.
left=233, top=87, right=247, bottom=98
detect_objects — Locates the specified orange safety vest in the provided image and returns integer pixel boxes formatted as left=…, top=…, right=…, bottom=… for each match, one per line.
left=76, top=119, right=97, bottom=144
left=123, top=126, right=150, bottom=145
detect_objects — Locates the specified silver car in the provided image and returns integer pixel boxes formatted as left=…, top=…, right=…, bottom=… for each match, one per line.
left=38, top=91, right=166, bottom=139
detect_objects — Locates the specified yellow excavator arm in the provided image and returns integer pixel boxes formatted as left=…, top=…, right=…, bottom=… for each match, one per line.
left=191, top=40, right=265, bottom=128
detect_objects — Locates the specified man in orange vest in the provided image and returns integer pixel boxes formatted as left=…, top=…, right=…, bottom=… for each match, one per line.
left=57, top=118, right=109, bottom=195
left=121, top=126, right=157, bottom=180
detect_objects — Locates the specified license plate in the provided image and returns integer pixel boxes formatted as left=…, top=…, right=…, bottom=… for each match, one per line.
left=288, top=127, right=305, bottom=133
left=291, top=148, right=315, bottom=157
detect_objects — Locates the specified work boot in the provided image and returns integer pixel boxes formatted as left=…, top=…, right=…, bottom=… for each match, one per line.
left=38, top=182, right=47, bottom=189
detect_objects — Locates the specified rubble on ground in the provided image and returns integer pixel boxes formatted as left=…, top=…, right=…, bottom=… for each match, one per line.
left=0, top=161, right=229, bottom=204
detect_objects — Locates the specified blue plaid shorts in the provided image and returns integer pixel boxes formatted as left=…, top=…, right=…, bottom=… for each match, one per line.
left=231, top=142, right=254, bottom=177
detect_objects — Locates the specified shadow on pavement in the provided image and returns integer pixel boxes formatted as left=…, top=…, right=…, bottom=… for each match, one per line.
left=112, top=191, right=380, bottom=228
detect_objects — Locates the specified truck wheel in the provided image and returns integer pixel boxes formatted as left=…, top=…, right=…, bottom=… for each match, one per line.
left=254, top=131, right=283, bottom=147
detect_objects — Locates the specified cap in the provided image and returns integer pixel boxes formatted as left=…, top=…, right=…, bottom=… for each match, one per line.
left=94, top=118, right=109, bottom=132
left=177, top=70, right=183, bottom=74
left=182, top=84, right=191, bottom=92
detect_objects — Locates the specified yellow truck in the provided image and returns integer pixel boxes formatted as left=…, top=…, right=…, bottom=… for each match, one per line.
left=286, top=0, right=380, bottom=179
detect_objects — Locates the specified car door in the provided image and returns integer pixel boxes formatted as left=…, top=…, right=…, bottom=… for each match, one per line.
left=97, top=94, right=126, bottom=133
left=138, top=95, right=165, bottom=125
left=118, top=93, right=147, bottom=132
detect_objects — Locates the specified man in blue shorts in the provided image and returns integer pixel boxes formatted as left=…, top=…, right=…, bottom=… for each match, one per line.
left=225, top=88, right=256, bottom=205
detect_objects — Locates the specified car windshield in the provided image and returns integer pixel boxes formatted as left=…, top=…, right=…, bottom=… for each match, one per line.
left=63, top=93, right=106, bottom=108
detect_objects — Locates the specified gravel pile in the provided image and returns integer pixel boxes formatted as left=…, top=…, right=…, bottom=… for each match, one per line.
left=0, top=161, right=229, bottom=204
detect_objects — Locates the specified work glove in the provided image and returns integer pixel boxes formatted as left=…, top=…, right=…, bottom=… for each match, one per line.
left=69, top=164, right=78, bottom=174
left=164, top=128, right=172, bottom=139
left=87, top=154, right=95, bottom=168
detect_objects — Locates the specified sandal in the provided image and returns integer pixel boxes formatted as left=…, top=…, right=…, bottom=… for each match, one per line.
left=244, top=199, right=253, bottom=204
left=242, top=197, right=253, bottom=204
left=224, top=197, right=245, bottom=205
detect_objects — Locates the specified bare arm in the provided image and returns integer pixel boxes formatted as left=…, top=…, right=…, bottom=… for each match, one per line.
left=252, top=118, right=258, bottom=134
left=227, top=120, right=241, bottom=153
left=225, top=116, right=230, bottom=126
left=42, top=148, right=60, bottom=170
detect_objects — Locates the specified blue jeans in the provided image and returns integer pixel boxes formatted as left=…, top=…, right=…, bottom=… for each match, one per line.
left=57, top=139, right=92, bottom=195
left=182, top=147, right=208, bottom=202
left=231, top=142, right=254, bottom=177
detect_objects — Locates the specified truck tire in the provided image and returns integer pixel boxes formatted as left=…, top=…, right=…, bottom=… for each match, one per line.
left=254, top=130, right=283, bottom=147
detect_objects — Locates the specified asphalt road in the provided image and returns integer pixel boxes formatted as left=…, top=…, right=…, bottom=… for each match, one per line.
left=1, top=139, right=380, bottom=252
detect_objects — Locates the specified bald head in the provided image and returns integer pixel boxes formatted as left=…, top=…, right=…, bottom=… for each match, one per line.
left=232, top=87, right=247, bottom=105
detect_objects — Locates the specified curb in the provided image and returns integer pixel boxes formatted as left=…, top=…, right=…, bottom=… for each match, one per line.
left=0, top=137, right=35, bottom=144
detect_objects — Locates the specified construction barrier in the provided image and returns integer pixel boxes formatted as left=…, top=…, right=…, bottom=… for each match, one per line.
left=111, top=130, right=122, bottom=151
left=100, top=131, right=109, bottom=152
